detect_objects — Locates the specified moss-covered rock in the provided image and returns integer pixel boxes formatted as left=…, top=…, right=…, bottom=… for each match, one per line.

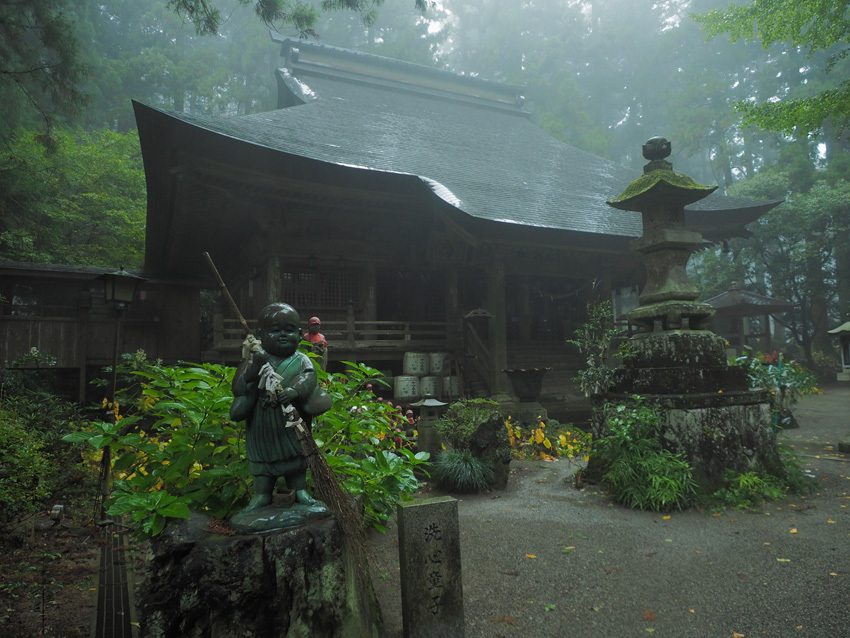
left=138, top=513, right=381, bottom=638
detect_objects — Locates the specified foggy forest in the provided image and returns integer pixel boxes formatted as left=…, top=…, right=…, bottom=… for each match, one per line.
left=2, top=0, right=849, bottom=366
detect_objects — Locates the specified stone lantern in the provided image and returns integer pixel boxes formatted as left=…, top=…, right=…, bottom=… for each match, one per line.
left=600, top=138, right=779, bottom=488
left=605, top=137, right=748, bottom=395
left=411, top=398, right=448, bottom=461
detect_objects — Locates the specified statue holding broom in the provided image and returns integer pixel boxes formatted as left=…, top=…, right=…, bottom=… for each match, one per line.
left=230, top=302, right=332, bottom=514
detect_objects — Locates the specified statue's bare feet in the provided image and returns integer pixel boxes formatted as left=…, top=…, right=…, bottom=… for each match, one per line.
left=295, top=489, right=316, bottom=506
left=243, top=494, right=272, bottom=512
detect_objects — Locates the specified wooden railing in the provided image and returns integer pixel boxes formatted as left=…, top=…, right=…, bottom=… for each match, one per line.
left=206, top=315, right=462, bottom=361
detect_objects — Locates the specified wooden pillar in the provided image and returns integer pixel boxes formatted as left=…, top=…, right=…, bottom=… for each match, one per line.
left=363, top=261, right=377, bottom=322
left=487, top=259, right=508, bottom=394
left=445, top=265, right=459, bottom=333
left=266, top=256, right=282, bottom=305
left=518, top=278, right=531, bottom=342
left=76, top=290, right=91, bottom=404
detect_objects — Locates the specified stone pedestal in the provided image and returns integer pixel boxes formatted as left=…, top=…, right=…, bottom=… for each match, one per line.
left=138, top=512, right=382, bottom=638
left=594, top=389, right=780, bottom=489
left=602, top=329, right=779, bottom=489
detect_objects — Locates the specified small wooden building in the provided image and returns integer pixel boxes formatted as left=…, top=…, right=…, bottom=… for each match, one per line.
left=0, top=262, right=200, bottom=403
left=704, top=283, right=795, bottom=357
left=828, top=321, right=850, bottom=381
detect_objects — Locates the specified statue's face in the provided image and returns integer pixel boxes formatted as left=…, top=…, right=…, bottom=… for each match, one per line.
left=260, top=310, right=301, bottom=357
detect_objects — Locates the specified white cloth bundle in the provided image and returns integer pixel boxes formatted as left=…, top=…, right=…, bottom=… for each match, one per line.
left=258, top=362, right=283, bottom=402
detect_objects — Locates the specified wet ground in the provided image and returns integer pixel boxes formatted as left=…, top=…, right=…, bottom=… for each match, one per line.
left=369, top=383, right=850, bottom=637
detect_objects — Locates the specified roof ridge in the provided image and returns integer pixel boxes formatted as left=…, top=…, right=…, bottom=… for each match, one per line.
left=272, top=34, right=525, bottom=110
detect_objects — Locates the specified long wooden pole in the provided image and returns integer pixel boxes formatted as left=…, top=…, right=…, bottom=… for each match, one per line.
left=202, top=251, right=253, bottom=335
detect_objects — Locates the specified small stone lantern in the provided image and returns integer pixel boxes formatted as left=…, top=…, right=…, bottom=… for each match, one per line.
left=411, top=398, right=448, bottom=461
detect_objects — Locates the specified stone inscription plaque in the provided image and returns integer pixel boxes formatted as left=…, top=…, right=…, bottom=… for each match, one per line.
left=398, top=496, right=464, bottom=638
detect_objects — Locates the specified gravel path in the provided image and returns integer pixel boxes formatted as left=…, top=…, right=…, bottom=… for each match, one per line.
left=369, top=384, right=850, bottom=637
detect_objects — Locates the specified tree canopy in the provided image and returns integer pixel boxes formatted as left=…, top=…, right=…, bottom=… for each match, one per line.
left=0, top=128, right=146, bottom=268
left=694, top=0, right=850, bottom=137
left=0, top=0, right=90, bottom=140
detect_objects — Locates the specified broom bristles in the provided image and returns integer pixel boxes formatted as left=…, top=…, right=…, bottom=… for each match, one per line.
left=291, top=416, right=379, bottom=626
left=292, top=417, right=370, bottom=566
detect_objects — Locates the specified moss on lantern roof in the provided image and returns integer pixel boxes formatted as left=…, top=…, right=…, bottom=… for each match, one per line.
left=607, top=169, right=717, bottom=211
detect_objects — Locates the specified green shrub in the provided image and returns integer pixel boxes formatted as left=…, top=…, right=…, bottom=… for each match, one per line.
left=435, top=398, right=499, bottom=451
left=566, top=301, right=630, bottom=396
left=710, top=470, right=785, bottom=510
left=735, top=352, right=821, bottom=424
left=312, top=361, right=429, bottom=532
left=66, top=362, right=244, bottom=538
left=592, top=397, right=697, bottom=511
left=0, top=385, right=91, bottom=530
left=432, top=451, right=494, bottom=493
left=707, top=446, right=812, bottom=511
left=0, top=410, right=51, bottom=525
left=65, top=358, right=428, bottom=538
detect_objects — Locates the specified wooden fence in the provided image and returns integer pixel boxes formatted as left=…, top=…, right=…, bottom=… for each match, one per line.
left=206, top=315, right=463, bottom=363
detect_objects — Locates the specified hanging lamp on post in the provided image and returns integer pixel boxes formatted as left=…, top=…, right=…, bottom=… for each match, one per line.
left=101, top=267, right=145, bottom=408
left=102, top=267, right=145, bottom=310
left=97, top=267, right=145, bottom=509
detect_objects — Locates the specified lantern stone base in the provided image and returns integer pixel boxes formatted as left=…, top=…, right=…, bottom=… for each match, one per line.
left=138, top=512, right=381, bottom=638
left=593, top=389, right=780, bottom=490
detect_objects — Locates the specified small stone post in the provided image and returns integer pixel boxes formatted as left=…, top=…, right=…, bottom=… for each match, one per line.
left=397, top=496, right=464, bottom=638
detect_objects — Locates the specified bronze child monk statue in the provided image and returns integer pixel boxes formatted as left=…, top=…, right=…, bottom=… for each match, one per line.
left=230, top=302, right=331, bottom=513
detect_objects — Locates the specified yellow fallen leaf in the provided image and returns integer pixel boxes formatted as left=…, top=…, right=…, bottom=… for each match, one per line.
left=733, top=632, right=745, bottom=637
left=829, top=572, right=838, bottom=576
left=828, top=519, right=836, bottom=523
left=790, top=528, right=798, bottom=534
left=689, top=608, right=695, bottom=613
left=763, top=542, right=771, bottom=546
left=662, top=515, right=671, bottom=520
left=526, top=554, right=536, bottom=559
left=777, top=558, right=791, bottom=562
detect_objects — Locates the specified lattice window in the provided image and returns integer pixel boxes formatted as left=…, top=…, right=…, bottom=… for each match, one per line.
left=280, top=272, right=356, bottom=309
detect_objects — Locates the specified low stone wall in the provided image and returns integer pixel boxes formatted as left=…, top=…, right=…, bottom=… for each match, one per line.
left=138, top=513, right=381, bottom=638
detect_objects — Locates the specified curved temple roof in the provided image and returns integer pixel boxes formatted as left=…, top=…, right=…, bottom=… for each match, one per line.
left=134, top=38, right=781, bottom=277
